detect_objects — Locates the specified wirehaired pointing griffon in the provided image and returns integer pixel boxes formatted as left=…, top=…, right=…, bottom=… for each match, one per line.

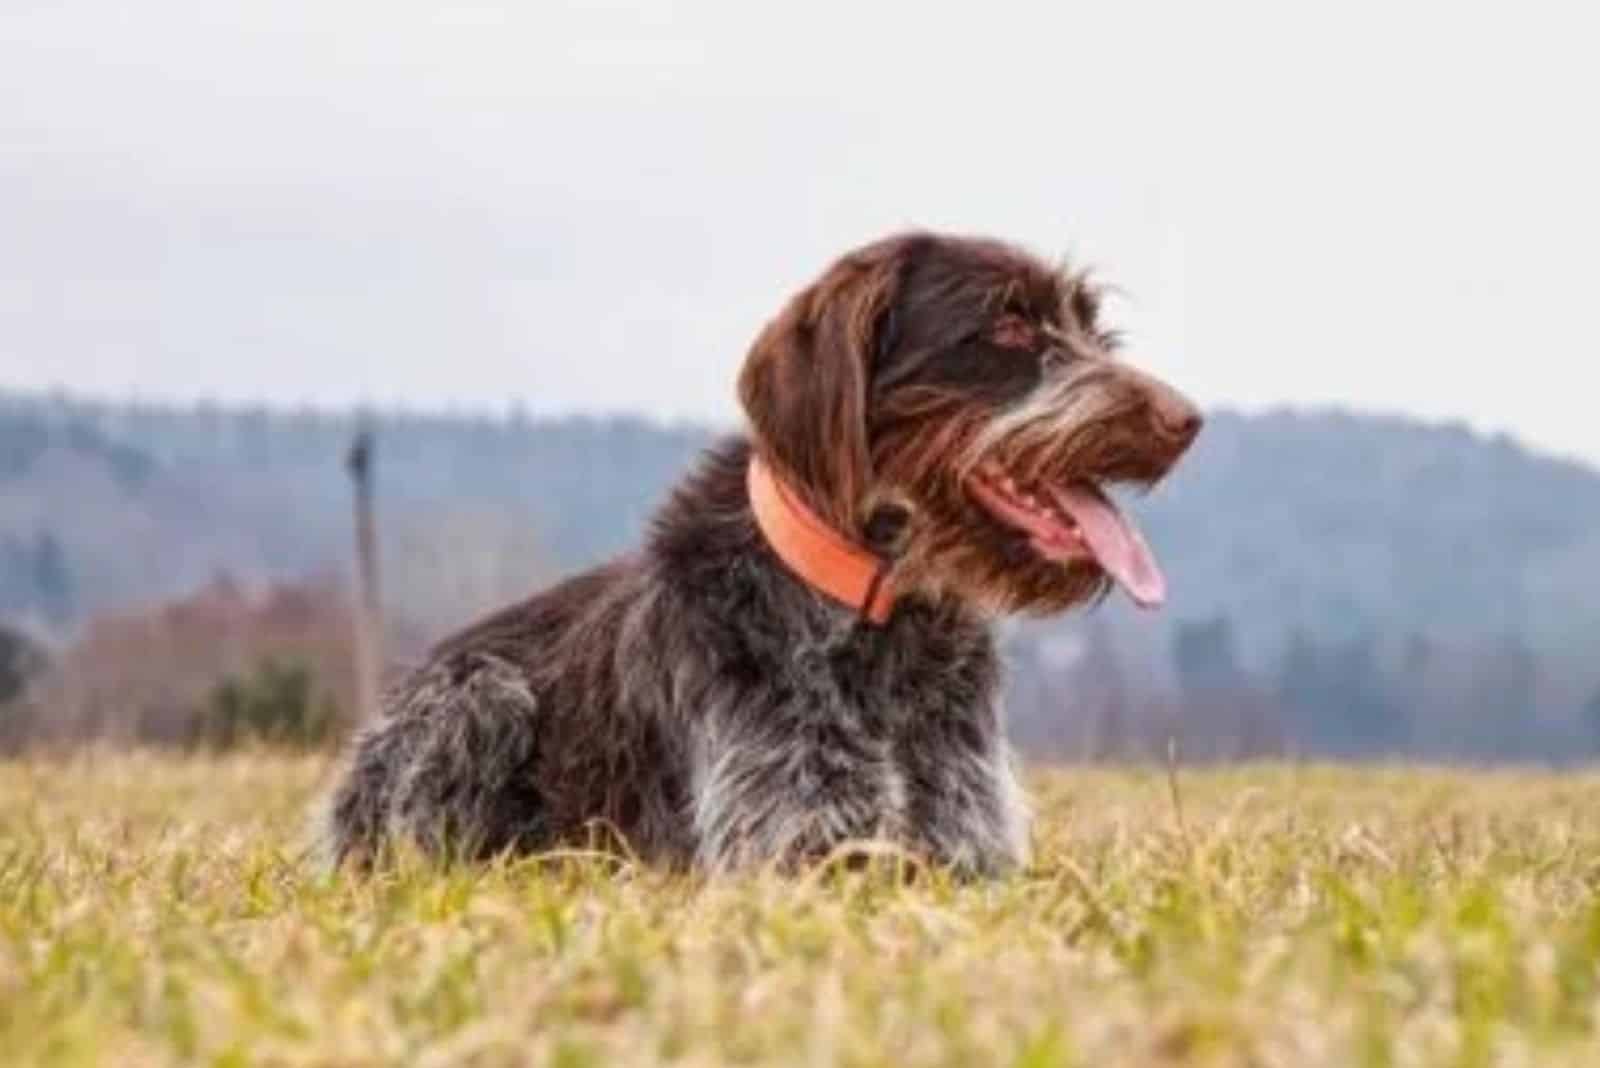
left=322, top=232, right=1201, bottom=875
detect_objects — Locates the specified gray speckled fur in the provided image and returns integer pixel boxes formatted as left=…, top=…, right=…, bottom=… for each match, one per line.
left=320, top=436, right=1029, bottom=875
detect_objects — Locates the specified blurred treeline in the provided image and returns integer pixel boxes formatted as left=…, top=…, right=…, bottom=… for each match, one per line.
left=3, top=390, right=1599, bottom=761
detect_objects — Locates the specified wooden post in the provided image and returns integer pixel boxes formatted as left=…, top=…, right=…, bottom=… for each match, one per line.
left=347, top=425, right=381, bottom=728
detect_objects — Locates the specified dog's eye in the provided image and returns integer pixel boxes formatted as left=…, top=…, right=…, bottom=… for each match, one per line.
left=990, top=314, right=1037, bottom=351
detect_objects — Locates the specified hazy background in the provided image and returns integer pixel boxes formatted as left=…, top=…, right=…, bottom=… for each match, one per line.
left=3, top=1, right=1596, bottom=459
left=3, top=2, right=1598, bottom=760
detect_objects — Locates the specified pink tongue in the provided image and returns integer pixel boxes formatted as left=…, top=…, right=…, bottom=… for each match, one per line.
left=1049, top=484, right=1167, bottom=610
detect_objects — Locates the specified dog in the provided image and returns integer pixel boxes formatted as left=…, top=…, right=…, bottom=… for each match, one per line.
left=320, top=232, right=1200, bottom=875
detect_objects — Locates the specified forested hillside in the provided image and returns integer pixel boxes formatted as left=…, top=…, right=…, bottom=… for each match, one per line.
left=5, top=390, right=1598, bottom=760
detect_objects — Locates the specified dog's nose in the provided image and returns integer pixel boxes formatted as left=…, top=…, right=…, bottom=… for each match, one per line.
left=1148, top=381, right=1203, bottom=447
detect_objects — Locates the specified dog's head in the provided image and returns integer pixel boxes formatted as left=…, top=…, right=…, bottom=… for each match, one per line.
left=737, top=232, right=1201, bottom=616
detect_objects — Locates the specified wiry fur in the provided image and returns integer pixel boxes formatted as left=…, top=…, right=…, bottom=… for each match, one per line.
left=323, top=439, right=1027, bottom=873
left=320, top=231, right=1198, bottom=875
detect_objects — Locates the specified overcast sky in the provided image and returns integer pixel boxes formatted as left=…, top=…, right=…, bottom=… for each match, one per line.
left=2, top=2, right=1595, bottom=463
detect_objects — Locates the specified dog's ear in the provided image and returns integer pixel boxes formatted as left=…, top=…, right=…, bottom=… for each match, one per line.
left=737, top=238, right=912, bottom=534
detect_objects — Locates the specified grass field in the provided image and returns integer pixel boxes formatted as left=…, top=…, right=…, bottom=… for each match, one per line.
left=3, top=754, right=1600, bottom=1067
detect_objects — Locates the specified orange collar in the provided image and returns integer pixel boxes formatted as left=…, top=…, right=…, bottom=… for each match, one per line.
left=746, top=455, right=896, bottom=624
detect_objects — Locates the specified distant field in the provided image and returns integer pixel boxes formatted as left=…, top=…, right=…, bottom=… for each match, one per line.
left=3, top=754, right=1599, bottom=1067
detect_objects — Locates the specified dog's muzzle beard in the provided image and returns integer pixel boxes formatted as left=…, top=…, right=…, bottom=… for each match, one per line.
left=873, top=361, right=1200, bottom=617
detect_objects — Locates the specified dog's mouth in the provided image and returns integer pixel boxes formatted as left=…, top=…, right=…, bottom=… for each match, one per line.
left=966, top=462, right=1166, bottom=609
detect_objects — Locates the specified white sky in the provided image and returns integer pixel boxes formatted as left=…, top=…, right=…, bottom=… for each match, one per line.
left=2, top=1, right=1596, bottom=462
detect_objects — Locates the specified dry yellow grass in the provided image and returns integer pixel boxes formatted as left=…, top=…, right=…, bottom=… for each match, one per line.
left=3, top=751, right=1600, bottom=1067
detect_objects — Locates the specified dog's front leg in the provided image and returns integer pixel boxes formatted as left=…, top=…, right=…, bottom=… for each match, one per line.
left=896, top=722, right=1032, bottom=877
left=688, top=708, right=904, bottom=874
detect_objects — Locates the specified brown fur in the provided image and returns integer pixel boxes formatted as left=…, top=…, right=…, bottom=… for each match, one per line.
left=320, top=231, right=1201, bottom=873
left=743, top=232, right=1199, bottom=616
